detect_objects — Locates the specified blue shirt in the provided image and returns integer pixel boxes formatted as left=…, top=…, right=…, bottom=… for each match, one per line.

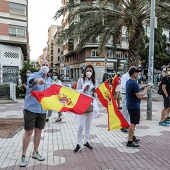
left=24, top=71, right=52, bottom=114
left=126, top=79, right=141, bottom=109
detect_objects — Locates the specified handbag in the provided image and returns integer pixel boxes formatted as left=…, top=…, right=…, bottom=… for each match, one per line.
left=85, top=104, right=93, bottom=113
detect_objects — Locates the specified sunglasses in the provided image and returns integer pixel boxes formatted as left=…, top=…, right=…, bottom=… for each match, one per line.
left=42, top=64, right=48, bottom=66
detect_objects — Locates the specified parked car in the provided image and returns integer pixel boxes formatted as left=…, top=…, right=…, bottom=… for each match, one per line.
left=102, top=72, right=115, bottom=82
left=62, top=75, right=70, bottom=82
left=58, top=74, right=64, bottom=80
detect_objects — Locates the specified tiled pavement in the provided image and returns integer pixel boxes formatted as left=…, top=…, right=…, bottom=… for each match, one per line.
left=0, top=92, right=170, bottom=170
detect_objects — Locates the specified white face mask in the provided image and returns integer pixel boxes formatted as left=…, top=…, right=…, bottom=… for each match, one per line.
left=168, top=71, right=170, bottom=75
left=40, top=66, right=49, bottom=74
left=86, top=71, right=92, bottom=78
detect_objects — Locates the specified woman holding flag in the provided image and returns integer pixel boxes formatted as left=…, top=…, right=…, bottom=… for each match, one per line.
left=74, top=65, right=99, bottom=153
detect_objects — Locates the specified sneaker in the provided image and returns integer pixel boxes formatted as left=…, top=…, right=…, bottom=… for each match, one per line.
left=19, top=156, right=26, bottom=167
left=164, top=121, right=170, bottom=124
left=84, top=142, right=93, bottom=150
left=159, top=121, right=169, bottom=126
left=73, top=144, right=81, bottom=153
left=121, top=128, right=128, bottom=133
left=126, top=142, right=140, bottom=148
left=133, top=136, right=140, bottom=143
left=32, top=152, right=45, bottom=161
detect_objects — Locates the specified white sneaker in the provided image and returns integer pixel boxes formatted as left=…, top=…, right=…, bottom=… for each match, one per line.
left=19, top=156, right=27, bottom=167
left=32, top=152, right=45, bottom=161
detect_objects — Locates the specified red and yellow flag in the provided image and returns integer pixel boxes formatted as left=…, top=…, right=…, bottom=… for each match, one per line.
left=96, top=81, right=129, bottom=131
left=111, top=75, right=120, bottom=95
left=31, top=84, right=93, bottom=114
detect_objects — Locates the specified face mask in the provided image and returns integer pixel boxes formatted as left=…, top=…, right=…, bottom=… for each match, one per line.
left=168, top=71, right=170, bottom=75
left=26, top=74, right=30, bottom=77
left=40, top=66, right=49, bottom=74
left=86, top=71, right=92, bottom=78
left=117, top=74, right=120, bottom=77
left=52, top=76, right=57, bottom=80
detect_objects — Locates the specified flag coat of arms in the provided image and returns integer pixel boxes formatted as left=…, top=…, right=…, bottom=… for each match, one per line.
left=96, top=81, right=130, bottom=131
left=31, top=84, right=93, bottom=114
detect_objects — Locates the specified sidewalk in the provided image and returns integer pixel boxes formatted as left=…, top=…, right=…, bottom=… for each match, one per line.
left=0, top=92, right=170, bottom=170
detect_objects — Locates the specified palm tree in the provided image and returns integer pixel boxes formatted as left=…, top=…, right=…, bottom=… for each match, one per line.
left=54, top=0, right=170, bottom=67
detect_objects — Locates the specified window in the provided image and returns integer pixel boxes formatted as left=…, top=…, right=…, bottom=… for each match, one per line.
left=9, top=3, right=26, bottom=16
left=122, top=34, right=128, bottom=42
left=91, top=50, right=99, bottom=57
left=116, top=51, right=123, bottom=59
left=108, top=37, right=113, bottom=44
left=94, top=36, right=99, bottom=43
left=107, top=51, right=113, bottom=58
left=58, top=48, right=60, bottom=53
left=58, top=56, right=60, bottom=62
left=9, top=26, right=26, bottom=37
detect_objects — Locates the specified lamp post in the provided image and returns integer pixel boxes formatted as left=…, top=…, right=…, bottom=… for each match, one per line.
left=147, top=0, right=155, bottom=120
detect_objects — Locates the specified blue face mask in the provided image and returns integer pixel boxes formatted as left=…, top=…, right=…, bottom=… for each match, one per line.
left=26, top=74, right=30, bottom=77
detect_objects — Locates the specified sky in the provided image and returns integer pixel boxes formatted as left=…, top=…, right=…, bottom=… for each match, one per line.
left=28, top=0, right=62, bottom=60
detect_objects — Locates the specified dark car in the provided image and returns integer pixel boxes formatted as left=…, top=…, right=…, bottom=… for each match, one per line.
left=102, top=73, right=115, bottom=82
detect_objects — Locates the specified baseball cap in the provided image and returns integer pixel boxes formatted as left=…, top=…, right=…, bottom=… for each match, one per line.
left=129, top=67, right=140, bottom=76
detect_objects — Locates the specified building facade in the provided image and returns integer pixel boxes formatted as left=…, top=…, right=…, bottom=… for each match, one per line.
left=47, top=25, right=57, bottom=69
left=0, top=0, right=29, bottom=84
left=61, top=0, right=128, bottom=82
left=53, top=26, right=63, bottom=74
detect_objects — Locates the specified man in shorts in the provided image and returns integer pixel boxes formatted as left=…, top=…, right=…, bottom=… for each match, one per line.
left=160, top=67, right=170, bottom=126
left=126, top=67, right=150, bottom=148
left=19, top=60, right=52, bottom=167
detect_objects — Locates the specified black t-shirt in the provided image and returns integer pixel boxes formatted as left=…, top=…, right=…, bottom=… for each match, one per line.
left=162, top=76, right=170, bottom=95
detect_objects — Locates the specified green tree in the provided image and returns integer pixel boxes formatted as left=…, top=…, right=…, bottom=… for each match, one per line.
left=54, top=0, right=170, bottom=67
left=20, top=62, right=39, bottom=84
left=140, top=26, right=170, bottom=69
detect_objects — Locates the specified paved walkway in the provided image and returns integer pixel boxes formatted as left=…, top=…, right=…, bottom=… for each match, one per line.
left=0, top=91, right=170, bottom=170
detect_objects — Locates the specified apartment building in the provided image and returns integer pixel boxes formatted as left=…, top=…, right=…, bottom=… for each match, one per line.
left=53, top=26, right=63, bottom=74
left=61, top=0, right=128, bottom=82
left=47, top=25, right=57, bottom=69
left=0, top=0, right=29, bottom=84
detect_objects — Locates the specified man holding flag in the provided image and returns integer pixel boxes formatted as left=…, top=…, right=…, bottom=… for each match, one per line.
left=19, top=60, right=52, bottom=167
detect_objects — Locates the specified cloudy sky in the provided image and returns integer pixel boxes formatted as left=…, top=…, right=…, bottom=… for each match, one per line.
left=28, top=0, right=62, bottom=60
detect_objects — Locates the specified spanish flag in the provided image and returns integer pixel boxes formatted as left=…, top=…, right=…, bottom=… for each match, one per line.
left=111, top=75, right=120, bottom=95
left=96, top=81, right=129, bottom=131
left=31, top=84, right=93, bottom=114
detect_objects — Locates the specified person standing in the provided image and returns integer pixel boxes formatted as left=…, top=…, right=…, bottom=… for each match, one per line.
left=22, top=69, right=31, bottom=94
left=159, top=67, right=170, bottom=126
left=46, top=72, right=63, bottom=122
left=74, top=65, right=99, bottom=153
left=19, top=60, right=52, bottom=167
left=113, top=72, right=122, bottom=109
left=126, top=67, right=150, bottom=148
left=120, top=68, right=131, bottom=132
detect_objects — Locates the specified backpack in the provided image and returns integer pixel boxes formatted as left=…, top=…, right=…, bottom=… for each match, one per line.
left=157, top=76, right=168, bottom=95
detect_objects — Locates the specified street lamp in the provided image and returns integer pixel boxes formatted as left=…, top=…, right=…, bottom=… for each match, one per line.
left=147, top=0, right=155, bottom=120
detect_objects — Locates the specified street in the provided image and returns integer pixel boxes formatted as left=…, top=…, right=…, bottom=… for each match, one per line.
left=0, top=90, right=170, bottom=170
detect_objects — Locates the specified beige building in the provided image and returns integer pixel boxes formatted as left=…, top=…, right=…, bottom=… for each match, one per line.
left=47, top=25, right=57, bottom=69
left=53, top=26, right=63, bottom=74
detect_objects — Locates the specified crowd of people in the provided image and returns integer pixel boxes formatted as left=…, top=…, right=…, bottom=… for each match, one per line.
left=19, top=59, right=170, bottom=167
